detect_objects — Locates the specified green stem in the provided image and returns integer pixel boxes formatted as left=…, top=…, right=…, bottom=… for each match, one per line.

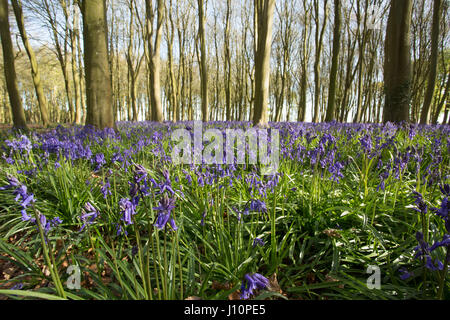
left=33, top=210, right=66, bottom=299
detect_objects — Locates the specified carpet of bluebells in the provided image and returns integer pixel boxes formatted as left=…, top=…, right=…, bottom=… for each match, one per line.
left=0, top=121, right=448, bottom=300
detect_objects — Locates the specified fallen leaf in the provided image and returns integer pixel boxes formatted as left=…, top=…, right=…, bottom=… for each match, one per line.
left=228, top=291, right=241, bottom=300
left=268, top=273, right=282, bottom=294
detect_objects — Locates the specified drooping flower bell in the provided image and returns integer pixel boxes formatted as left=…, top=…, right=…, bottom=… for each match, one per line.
left=240, top=273, right=269, bottom=300
left=153, top=193, right=177, bottom=230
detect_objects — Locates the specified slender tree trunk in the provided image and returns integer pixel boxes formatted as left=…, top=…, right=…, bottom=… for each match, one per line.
left=167, top=0, right=178, bottom=122
left=312, top=0, right=328, bottom=123
left=70, top=2, right=82, bottom=124
left=11, top=0, right=49, bottom=127
left=145, top=0, right=164, bottom=123
left=198, top=0, right=209, bottom=122
left=224, top=0, right=232, bottom=121
left=325, top=0, right=341, bottom=122
left=253, top=0, right=275, bottom=127
left=383, top=0, right=413, bottom=123
left=432, top=72, right=450, bottom=124
left=420, top=0, right=442, bottom=124
left=0, top=0, right=27, bottom=129
left=80, top=0, right=114, bottom=129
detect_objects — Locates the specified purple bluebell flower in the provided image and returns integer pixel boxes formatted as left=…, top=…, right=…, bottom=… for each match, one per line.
left=413, top=231, right=445, bottom=271
left=431, top=197, right=448, bottom=221
left=153, top=194, right=177, bottom=230
left=79, top=202, right=100, bottom=231
left=200, top=210, right=207, bottom=226
left=249, top=199, right=267, bottom=214
left=158, top=170, right=176, bottom=195
left=240, top=273, right=269, bottom=300
left=359, top=134, right=372, bottom=154
left=439, top=184, right=450, bottom=197
left=1, top=176, right=35, bottom=221
left=5, top=135, right=32, bottom=154
left=115, top=223, right=128, bottom=236
left=399, top=268, right=413, bottom=280
left=92, top=153, right=106, bottom=171
left=412, top=191, right=427, bottom=214
left=100, top=179, right=112, bottom=199
left=252, top=238, right=264, bottom=247
left=119, top=198, right=138, bottom=226
left=0, top=175, right=21, bottom=191
left=429, top=234, right=450, bottom=252
left=9, top=283, right=24, bottom=290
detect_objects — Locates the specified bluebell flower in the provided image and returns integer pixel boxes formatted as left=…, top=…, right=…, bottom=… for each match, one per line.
left=79, top=202, right=100, bottom=231
left=249, top=199, right=267, bottom=214
left=92, top=153, right=106, bottom=171
left=413, top=231, right=445, bottom=271
left=5, top=135, right=32, bottom=154
left=429, top=234, right=450, bottom=252
left=119, top=197, right=138, bottom=226
left=359, top=134, right=373, bottom=155
left=100, top=179, right=112, bottom=199
left=252, top=238, right=264, bottom=247
left=240, top=273, right=269, bottom=300
left=153, top=194, right=177, bottom=230
left=1, top=176, right=35, bottom=221
left=412, top=191, right=427, bottom=214
left=399, top=268, right=413, bottom=280
left=115, top=223, right=128, bottom=236
left=0, top=175, right=21, bottom=191
left=431, top=197, right=448, bottom=221
left=200, top=210, right=207, bottom=226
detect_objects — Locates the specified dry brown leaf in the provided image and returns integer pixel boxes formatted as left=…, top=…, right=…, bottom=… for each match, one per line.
left=228, top=291, right=241, bottom=300
left=211, top=280, right=232, bottom=290
left=185, top=296, right=202, bottom=300
left=306, top=272, right=316, bottom=284
left=322, top=229, right=341, bottom=238
left=268, top=273, right=282, bottom=294
left=325, top=274, right=344, bottom=289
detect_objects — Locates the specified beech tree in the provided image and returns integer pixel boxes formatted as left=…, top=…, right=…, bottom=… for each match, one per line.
left=79, top=0, right=114, bottom=129
left=383, top=0, right=413, bottom=123
left=0, top=0, right=27, bottom=130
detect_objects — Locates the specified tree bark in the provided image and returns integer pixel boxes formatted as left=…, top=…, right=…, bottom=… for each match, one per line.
left=80, top=0, right=115, bottom=129
left=420, top=0, right=442, bottom=124
left=253, top=0, right=275, bottom=127
left=325, top=0, right=341, bottom=122
left=312, top=0, right=328, bottom=123
left=198, top=0, right=209, bottom=122
left=11, top=0, right=49, bottom=127
left=383, top=0, right=413, bottom=123
left=145, top=0, right=164, bottom=123
left=0, top=0, right=27, bottom=130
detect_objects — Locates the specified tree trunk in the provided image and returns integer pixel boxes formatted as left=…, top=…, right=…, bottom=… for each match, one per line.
left=198, top=0, right=209, bottom=122
left=11, top=0, right=49, bottom=127
left=80, top=0, right=114, bottom=129
left=420, top=0, right=442, bottom=124
left=0, top=0, right=27, bottom=130
left=325, top=0, right=341, bottom=122
left=70, top=2, right=82, bottom=124
left=167, top=0, right=178, bottom=122
left=312, top=0, right=328, bottom=123
left=383, top=0, right=413, bottom=123
left=145, top=0, right=164, bottom=123
left=253, top=0, right=275, bottom=127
